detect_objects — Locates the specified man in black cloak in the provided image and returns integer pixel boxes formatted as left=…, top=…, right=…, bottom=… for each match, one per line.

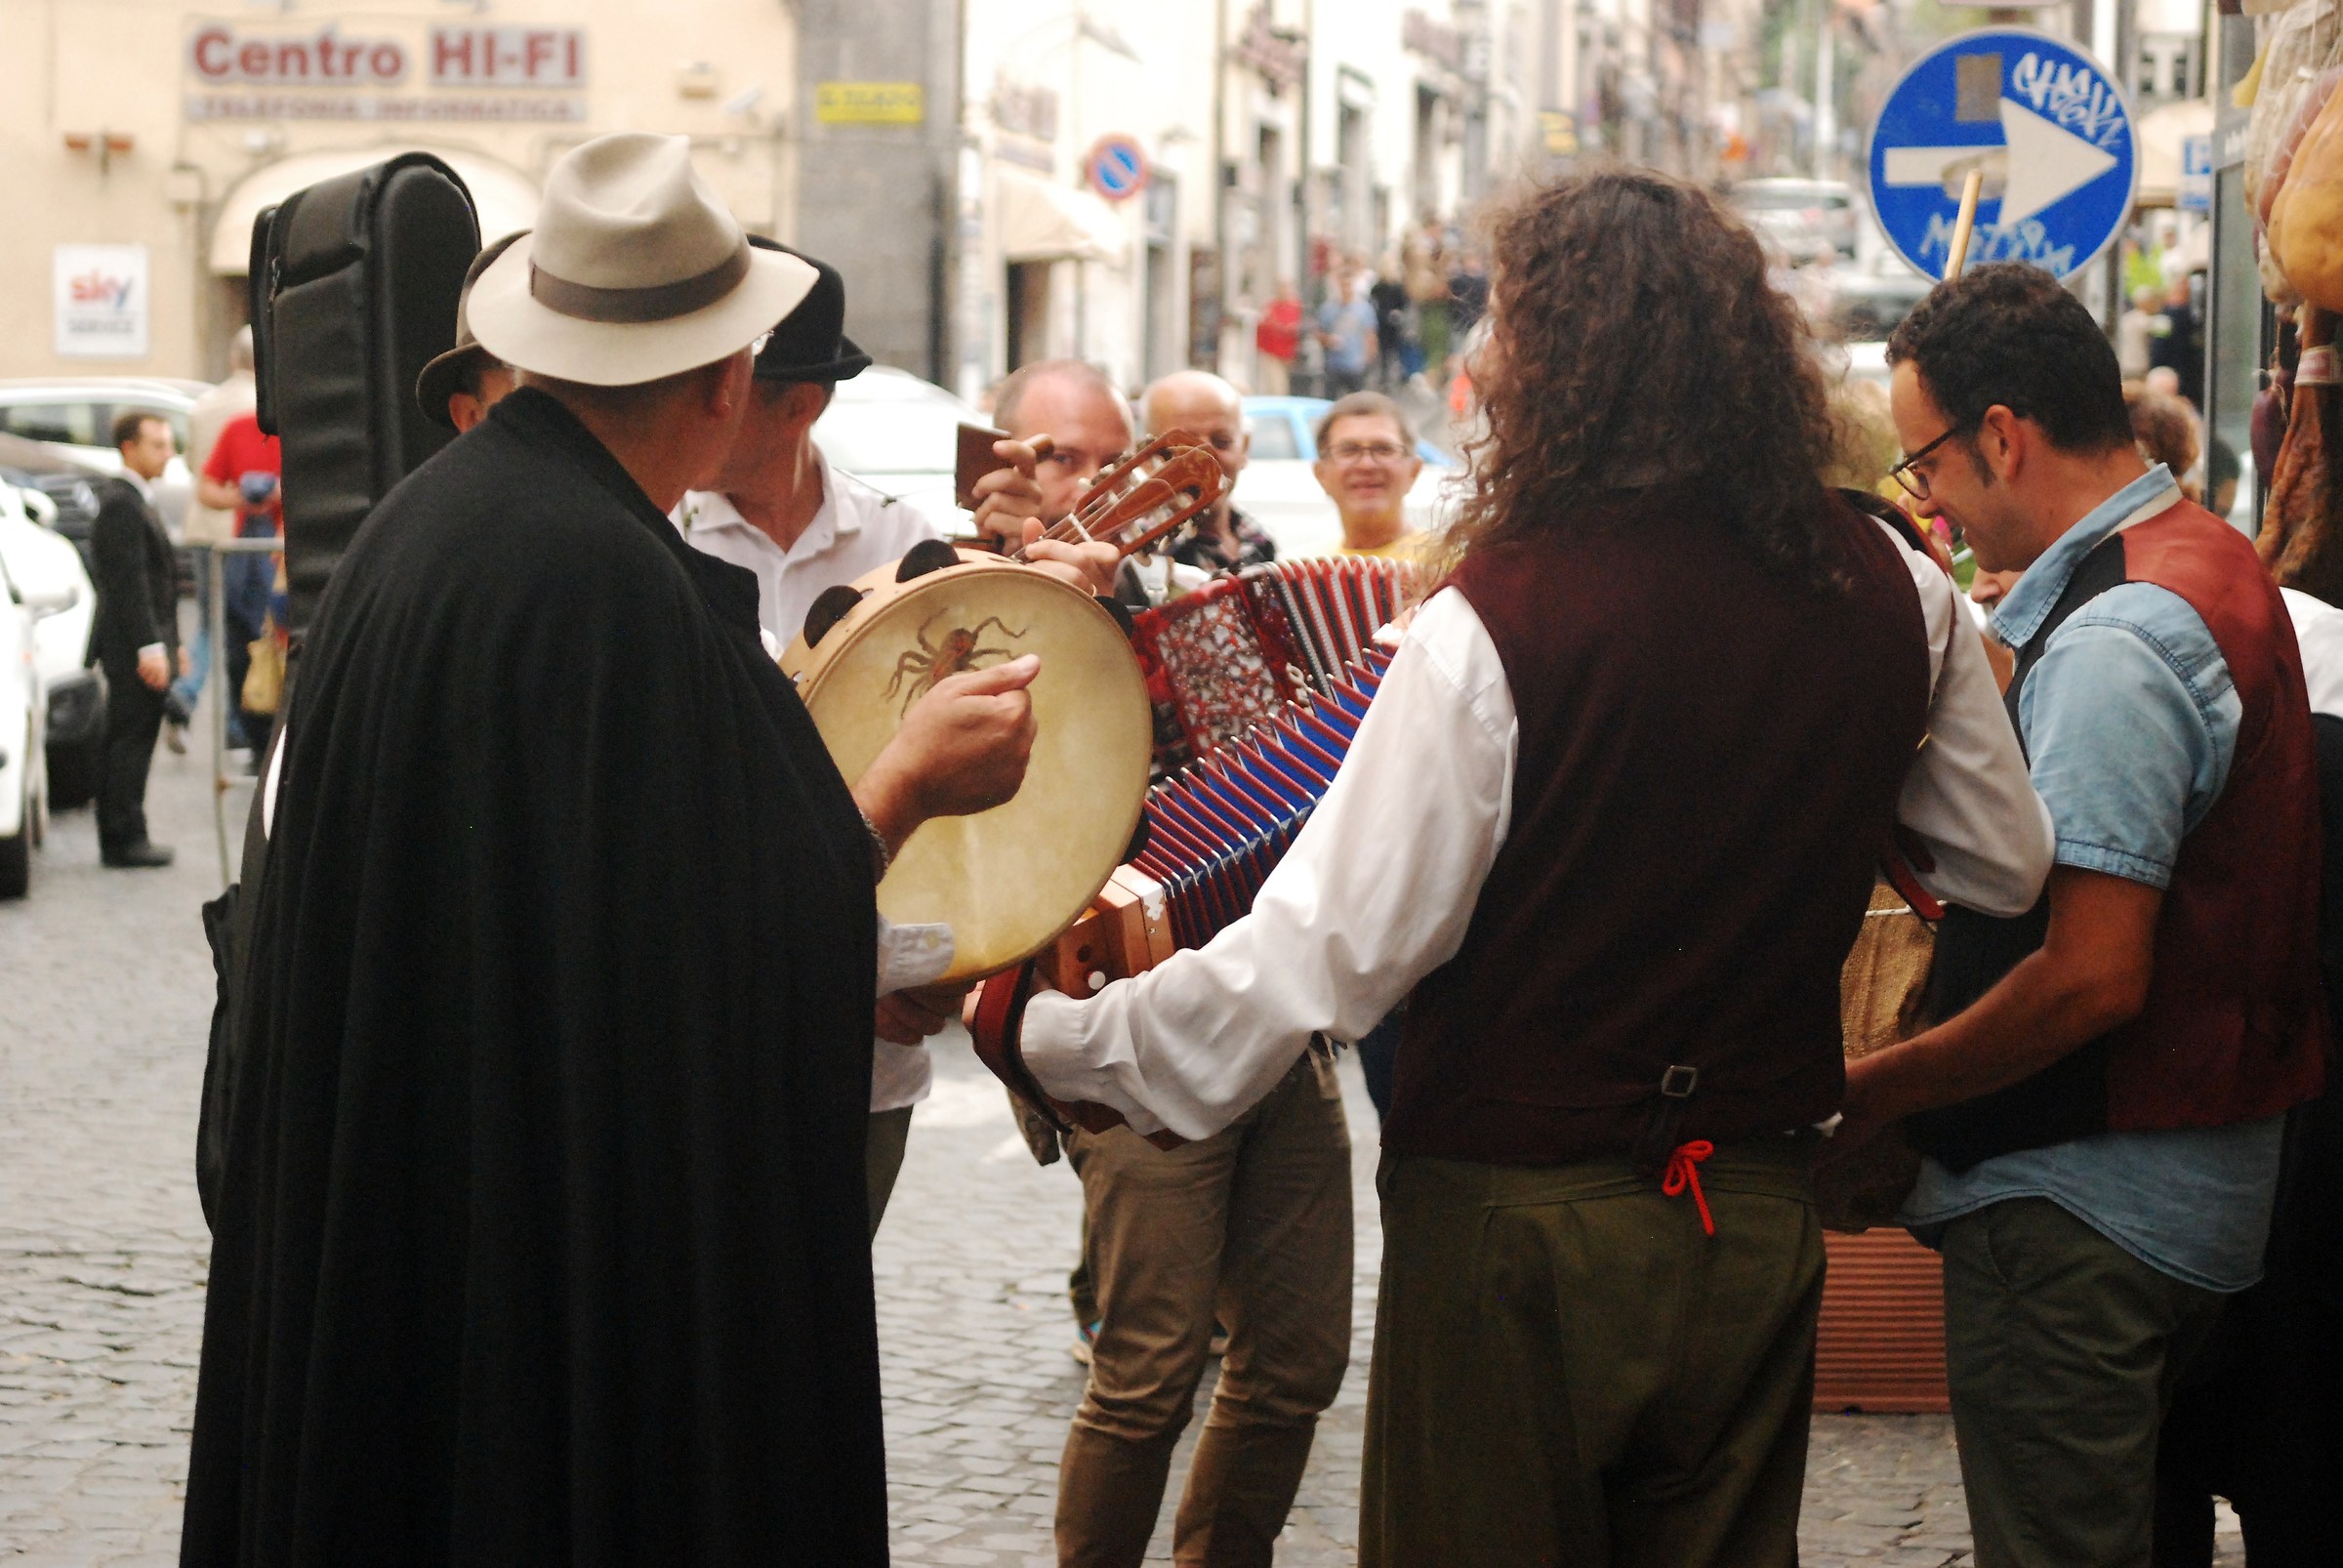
left=182, top=133, right=1041, bottom=1565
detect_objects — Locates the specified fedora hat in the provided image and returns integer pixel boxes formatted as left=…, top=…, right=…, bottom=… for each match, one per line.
left=746, top=238, right=872, bottom=384
left=416, top=229, right=527, bottom=428
left=466, top=134, right=814, bottom=387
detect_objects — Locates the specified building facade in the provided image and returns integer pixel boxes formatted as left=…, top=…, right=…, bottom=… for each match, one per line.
left=0, top=0, right=797, bottom=382
left=0, top=0, right=1724, bottom=395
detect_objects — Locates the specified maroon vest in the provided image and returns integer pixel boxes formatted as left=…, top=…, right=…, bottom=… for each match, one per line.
left=1908, top=499, right=2327, bottom=1170
left=1388, top=493, right=1931, bottom=1166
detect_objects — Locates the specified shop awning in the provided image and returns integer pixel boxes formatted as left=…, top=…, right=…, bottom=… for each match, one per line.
left=2135, top=100, right=2216, bottom=210
left=209, top=145, right=541, bottom=273
left=995, top=169, right=1128, bottom=266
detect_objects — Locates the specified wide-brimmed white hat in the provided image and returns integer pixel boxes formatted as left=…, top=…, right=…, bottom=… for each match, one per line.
left=467, top=133, right=814, bottom=387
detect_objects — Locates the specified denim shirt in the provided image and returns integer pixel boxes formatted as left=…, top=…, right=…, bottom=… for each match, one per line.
left=1903, top=466, right=2284, bottom=1293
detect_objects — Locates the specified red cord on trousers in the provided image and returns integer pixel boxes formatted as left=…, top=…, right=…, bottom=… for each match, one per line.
left=1663, top=1140, right=1716, bottom=1236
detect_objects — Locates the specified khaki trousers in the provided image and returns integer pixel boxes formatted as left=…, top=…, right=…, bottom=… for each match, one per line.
left=1941, top=1197, right=2222, bottom=1568
left=1057, top=1050, right=1353, bottom=1568
left=1362, top=1139, right=1825, bottom=1568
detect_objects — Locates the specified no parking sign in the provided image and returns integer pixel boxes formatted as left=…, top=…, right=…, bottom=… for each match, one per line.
left=1086, top=135, right=1148, bottom=203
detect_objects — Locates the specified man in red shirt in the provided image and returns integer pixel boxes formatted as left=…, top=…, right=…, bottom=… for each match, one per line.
left=197, top=410, right=283, bottom=753
left=1254, top=280, right=1302, bottom=395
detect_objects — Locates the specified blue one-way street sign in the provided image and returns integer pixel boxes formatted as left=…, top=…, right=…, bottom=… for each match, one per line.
left=1868, top=28, right=2137, bottom=281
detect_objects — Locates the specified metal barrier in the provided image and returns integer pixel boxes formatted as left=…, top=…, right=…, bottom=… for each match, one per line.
left=190, top=539, right=284, bottom=887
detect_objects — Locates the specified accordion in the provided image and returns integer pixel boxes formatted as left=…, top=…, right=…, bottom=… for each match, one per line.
left=1130, top=555, right=1415, bottom=773
left=1036, top=557, right=1411, bottom=1000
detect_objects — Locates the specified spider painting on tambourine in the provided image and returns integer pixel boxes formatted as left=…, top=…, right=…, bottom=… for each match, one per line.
left=781, top=550, right=1152, bottom=984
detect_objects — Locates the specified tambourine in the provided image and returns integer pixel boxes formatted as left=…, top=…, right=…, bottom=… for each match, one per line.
left=779, top=432, right=1226, bottom=985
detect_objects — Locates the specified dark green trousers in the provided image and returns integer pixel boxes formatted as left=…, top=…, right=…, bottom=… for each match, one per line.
left=1362, top=1140, right=1825, bottom=1568
left=1941, top=1197, right=2223, bottom=1568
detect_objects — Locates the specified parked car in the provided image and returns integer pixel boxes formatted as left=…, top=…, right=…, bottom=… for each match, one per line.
left=0, top=480, right=103, bottom=807
left=1830, top=209, right=1935, bottom=342
left=0, top=378, right=208, bottom=536
left=1730, top=177, right=1860, bottom=261
left=1238, top=395, right=1459, bottom=557
left=811, top=366, right=979, bottom=535
left=0, top=528, right=55, bottom=898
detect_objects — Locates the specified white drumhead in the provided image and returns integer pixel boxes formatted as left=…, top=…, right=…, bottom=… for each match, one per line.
left=798, top=561, right=1151, bottom=982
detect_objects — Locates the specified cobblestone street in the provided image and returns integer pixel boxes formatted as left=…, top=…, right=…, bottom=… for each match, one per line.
left=0, top=729, right=2242, bottom=1565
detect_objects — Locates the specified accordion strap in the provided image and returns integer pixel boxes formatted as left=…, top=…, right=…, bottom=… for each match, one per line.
left=969, top=964, right=1185, bottom=1151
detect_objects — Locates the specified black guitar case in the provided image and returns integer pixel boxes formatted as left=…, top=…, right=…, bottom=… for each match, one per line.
left=200, top=156, right=478, bottom=1227
left=248, top=152, right=479, bottom=635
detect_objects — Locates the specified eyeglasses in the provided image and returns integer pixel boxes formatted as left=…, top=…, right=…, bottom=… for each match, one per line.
left=1325, top=440, right=1409, bottom=465
left=1887, top=420, right=1977, bottom=502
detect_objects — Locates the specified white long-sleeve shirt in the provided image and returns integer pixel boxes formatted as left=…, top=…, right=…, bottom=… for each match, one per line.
left=1023, top=520, right=2055, bottom=1142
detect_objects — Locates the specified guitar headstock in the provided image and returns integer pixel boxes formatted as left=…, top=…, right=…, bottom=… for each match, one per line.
left=1049, top=430, right=1226, bottom=560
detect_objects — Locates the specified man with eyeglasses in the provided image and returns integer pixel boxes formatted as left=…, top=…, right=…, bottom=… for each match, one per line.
left=1842, top=263, right=2325, bottom=1567
left=1310, top=392, right=1427, bottom=559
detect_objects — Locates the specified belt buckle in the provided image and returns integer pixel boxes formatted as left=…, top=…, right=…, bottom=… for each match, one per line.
left=1660, top=1064, right=1700, bottom=1099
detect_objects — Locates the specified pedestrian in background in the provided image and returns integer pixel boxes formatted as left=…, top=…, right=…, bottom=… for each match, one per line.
left=1369, top=262, right=1411, bottom=391
left=2148, top=272, right=2205, bottom=410
left=170, top=326, right=256, bottom=752
left=2125, top=381, right=2201, bottom=501
left=88, top=411, right=183, bottom=869
left=1253, top=281, right=1301, bottom=396
left=1315, top=271, right=1377, bottom=399
left=1851, top=262, right=2326, bottom=1568
left=195, top=408, right=281, bottom=759
left=1403, top=214, right=1450, bottom=386
left=2117, top=284, right=2161, bottom=381
left=1446, top=248, right=1490, bottom=356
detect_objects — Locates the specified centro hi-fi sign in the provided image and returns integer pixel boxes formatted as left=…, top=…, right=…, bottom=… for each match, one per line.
left=185, top=20, right=588, bottom=123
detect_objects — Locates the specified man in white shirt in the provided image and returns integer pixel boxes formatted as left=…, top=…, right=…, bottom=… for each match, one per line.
left=674, top=242, right=1107, bottom=1235
left=977, top=171, right=2054, bottom=1567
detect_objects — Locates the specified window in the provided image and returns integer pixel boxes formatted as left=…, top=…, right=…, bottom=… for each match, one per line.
left=0, top=402, right=103, bottom=447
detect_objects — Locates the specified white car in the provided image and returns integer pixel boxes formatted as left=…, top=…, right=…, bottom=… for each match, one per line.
left=0, top=482, right=103, bottom=807
left=0, top=378, right=209, bottom=536
left=812, top=366, right=978, bottom=535
left=0, top=528, right=55, bottom=898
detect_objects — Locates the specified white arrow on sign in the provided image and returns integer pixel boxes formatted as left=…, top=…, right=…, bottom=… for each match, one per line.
left=1880, top=98, right=2120, bottom=226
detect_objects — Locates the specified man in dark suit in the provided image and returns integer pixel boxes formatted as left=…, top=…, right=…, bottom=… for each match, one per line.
left=90, top=410, right=184, bottom=868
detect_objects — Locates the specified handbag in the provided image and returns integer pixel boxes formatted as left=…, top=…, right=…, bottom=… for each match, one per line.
left=242, top=618, right=285, bottom=716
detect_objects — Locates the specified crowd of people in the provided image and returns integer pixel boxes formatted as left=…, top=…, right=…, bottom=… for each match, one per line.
left=1252, top=217, right=1492, bottom=405
left=124, top=127, right=2335, bottom=1568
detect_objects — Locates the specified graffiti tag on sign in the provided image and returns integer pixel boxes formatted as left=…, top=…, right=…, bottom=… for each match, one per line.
left=2008, top=51, right=2127, bottom=150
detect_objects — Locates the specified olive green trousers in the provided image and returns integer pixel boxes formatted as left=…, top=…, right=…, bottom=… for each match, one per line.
left=1361, top=1139, right=1825, bottom=1568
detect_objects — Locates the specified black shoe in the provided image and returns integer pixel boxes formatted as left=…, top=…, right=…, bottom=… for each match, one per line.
left=101, top=840, right=174, bottom=869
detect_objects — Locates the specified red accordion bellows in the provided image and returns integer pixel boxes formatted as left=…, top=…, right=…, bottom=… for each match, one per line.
left=1130, top=557, right=1415, bottom=771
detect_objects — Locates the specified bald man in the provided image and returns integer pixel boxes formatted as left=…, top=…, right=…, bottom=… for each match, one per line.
left=994, top=358, right=1204, bottom=608
left=1143, top=371, right=1277, bottom=574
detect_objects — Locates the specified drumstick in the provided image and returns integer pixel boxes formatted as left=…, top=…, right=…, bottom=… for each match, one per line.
left=1945, top=168, right=1984, bottom=281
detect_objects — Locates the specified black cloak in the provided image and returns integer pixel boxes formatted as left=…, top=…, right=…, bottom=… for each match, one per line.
left=182, top=388, right=886, bottom=1564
